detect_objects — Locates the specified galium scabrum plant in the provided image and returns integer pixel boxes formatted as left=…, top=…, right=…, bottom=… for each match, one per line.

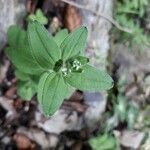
left=6, top=21, right=113, bottom=116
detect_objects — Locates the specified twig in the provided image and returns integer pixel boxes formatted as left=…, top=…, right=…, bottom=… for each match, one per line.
left=61, top=0, right=132, bottom=33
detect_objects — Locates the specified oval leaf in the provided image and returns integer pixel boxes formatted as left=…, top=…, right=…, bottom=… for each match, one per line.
left=53, top=29, right=68, bottom=46
left=66, top=65, right=114, bottom=91
left=17, top=81, right=37, bottom=101
left=61, top=26, right=88, bottom=60
left=6, top=27, right=45, bottom=75
left=7, top=25, right=21, bottom=47
left=38, top=72, right=68, bottom=116
left=27, top=21, right=61, bottom=69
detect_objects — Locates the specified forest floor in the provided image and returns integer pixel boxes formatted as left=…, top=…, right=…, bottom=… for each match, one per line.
left=0, top=0, right=150, bottom=150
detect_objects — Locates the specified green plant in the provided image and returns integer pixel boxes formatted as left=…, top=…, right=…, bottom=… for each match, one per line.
left=15, top=70, right=38, bottom=101
left=114, top=0, right=150, bottom=50
left=5, top=21, right=113, bottom=116
left=105, top=76, right=139, bottom=131
left=27, top=9, right=48, bottom=25
left=116, top=0, right=148, bottom=18
left=89, top=133, right=117, bottom=150
left=141, top=132, right=150, bottom=150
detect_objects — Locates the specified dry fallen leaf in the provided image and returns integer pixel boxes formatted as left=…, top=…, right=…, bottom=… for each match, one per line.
left=0, top=60, right=10, bottom=83
left=5, top=86, right=17, bottom=99
left=13, top=133, right=35, bottom=150
left=64, top=5, right=81, bottom=31
left=26, top=0, right=36, bottom=13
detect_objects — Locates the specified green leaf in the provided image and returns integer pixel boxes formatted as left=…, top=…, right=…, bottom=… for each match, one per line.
left=16, top=69, right=39, bottom=101
left=5, top=26, right=45, bottom=75
left=27, top=14, right=36, bottom=22
left=15, top=70, right=30, bottom=81
left=53, top=29, right=68, bottom=46
left=27, top=9, right=48, bottom=25
left=66, top=65, right=113, bottom=91
left=61, top=26, right=88, bottom=60
left=36, top=9, right=48, bottom=25
left=6, top=47, right=45, bottom=75
left=114, top=95, right=127, bottom=122
left=89, top=134, right=116, bottom=150
left=126, top=103, right=139, bottom=129
left=38, top=72, right=68, bottom=116
left=7, top=25, right=21, bottom=47
left=17, top=80, right=37, bottom=101
left=36, top=9, right=43, bottom=17
left=27, top=21, right=61, bottom=70
left=15, top=69, right=39, bottom=83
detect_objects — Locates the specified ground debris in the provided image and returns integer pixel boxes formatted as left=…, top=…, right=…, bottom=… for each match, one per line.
left=63, top=5, right=81, bottom=31
left=119, top=130, right=145, bottom=149
left=13, top=133, right=36, bottom=150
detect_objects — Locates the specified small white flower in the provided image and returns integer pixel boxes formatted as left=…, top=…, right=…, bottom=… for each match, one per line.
left=61, top=67, right=68, bottom=76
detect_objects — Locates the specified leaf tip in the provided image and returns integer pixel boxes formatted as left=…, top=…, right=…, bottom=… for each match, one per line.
left=81, top=26, right=88, bottom=33
left=107, top=76, right=114, bottom=90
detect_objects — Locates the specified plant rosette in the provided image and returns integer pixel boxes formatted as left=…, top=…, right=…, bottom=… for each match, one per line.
left=6, top=21, right=113, bottom=117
